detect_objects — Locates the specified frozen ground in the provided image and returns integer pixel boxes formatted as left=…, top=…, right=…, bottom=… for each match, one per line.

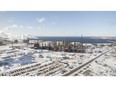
left=0, top=43, right=115, bottom=76
left=73, top=47, right=116, bottom=76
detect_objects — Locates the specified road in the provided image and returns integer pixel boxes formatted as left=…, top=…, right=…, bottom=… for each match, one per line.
left=63, top=49, right=112, bottom=76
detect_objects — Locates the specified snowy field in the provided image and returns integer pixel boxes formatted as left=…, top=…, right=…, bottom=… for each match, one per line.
left=0, top=43, right=115, bottom=76
left=72, top=48, right=116, bottom=76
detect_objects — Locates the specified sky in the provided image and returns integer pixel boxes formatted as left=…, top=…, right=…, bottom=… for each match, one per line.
left=0, top=11, right=116, bottom=36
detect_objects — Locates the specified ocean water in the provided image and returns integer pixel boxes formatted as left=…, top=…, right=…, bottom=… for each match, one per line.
left=36, top=36, right=116, bottom=43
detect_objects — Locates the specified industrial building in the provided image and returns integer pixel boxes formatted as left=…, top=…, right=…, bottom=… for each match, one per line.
left=28, top=40, right=85, bottom=53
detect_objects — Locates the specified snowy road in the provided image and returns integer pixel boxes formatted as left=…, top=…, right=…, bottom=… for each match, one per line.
left=63, top=49, right=112, bottom=76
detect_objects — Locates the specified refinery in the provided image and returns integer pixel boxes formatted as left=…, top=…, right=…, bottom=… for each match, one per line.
left=0, top=11, right=116, bottom=76
left=0, top=33, right=116, bottom=76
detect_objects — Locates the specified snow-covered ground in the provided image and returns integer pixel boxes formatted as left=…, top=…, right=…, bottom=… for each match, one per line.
left=0, top=43, right=115, bottom=76
left=73, top=47, right=116, bottom=76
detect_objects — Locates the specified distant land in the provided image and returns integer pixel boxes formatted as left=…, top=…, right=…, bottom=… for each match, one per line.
left=35, top=36, right=116, bottom=43
left=36, top=36, right=116, bottom=39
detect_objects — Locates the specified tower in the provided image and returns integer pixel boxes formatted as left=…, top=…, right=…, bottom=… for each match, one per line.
left=81, top=34, right=84, bottom=53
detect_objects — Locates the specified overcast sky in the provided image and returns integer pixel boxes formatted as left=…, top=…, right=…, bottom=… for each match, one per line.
left=0, top=11, right=116, bottom=36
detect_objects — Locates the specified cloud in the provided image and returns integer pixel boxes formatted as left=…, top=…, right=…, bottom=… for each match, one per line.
left=8, top=17, right=15, bottom=23
left=27, top=26, right=33, bottom=29
left=19, top=25, right=24, bottom=28
left=4, top=24, right=34, bottom=32
left=8, top=19, right=13, bottom=23
left=3, top=27, right=9, bottom=31
left=37, top=27, right=41, bottom=29
left=11, top=24, right=18, bottom=28
left=37, top=17, right=46, bottom=23
left=3, top=24, right=21, bottom=31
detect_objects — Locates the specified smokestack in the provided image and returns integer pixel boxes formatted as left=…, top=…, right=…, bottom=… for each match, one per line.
left=81, top=34, right=84, bottom=52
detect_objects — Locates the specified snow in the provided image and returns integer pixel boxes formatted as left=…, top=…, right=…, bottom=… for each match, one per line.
left=73, top=47, right=116, bottom=76
left=0, top=31, right=36, bottom=42
left=0, top=43, right=116, bottom=76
